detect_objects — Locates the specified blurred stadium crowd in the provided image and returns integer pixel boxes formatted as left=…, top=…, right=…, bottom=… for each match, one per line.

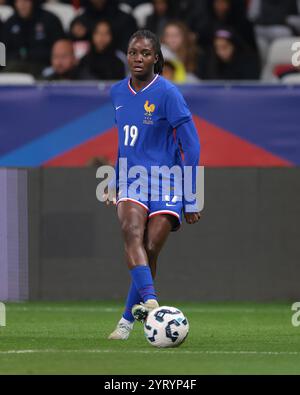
left=0, top=0, right=299, bottom=82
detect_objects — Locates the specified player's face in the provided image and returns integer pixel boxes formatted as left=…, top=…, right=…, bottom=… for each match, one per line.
left=127, top=38, right=158, bottom=79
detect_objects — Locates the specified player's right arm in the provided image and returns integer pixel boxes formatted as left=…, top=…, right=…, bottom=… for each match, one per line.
left=103, top=84, right=119, bottom=206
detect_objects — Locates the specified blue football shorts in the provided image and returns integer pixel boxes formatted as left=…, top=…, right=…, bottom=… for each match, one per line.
left=116, top=182, right=183, bottom=232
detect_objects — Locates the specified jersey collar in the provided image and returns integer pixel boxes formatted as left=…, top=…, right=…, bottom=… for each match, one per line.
left=128, top=74, right=159, bottom=95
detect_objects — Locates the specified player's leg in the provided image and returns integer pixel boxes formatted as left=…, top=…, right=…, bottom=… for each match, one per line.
left=144, top=214, right=177, bottom=279
left=131, top=213, right=178, bottom=322
left=118, top=201, right=159, bottom=318
left=108, top=200, right=158, bottom=339
left=117, top=200, right=149, bottom=269
left=131, top=191, right=182, bottom=319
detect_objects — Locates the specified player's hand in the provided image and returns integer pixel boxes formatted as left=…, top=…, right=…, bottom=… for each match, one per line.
left=184, top=212, right=201, bottom=224
left=102, top=191, right=117, bottom=206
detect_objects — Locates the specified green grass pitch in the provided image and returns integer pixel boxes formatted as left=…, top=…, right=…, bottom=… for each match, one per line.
left=0, top=301, right=300, bottom=375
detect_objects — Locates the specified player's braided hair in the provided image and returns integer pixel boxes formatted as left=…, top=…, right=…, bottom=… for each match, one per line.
left=128, top=30, right=165, bottom=75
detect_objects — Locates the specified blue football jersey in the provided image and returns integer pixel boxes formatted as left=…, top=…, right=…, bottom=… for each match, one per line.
left=111, top=75, right=191, bottom=169
left=110, top=75, right=200, bottom=207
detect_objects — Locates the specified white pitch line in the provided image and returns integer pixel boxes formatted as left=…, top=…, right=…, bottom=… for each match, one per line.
left=6, top=307, right=121, bottom=313
left=0, top=349, right=300, bottom=356
left=5, top=307, right=290, bottom=314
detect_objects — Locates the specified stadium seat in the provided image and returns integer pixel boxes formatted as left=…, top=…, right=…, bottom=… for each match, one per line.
left=287, top=15, right=300, bottom=35
left=0, top=5, right=13, bottom=22
left=132, top=3, right=154, bottom=28
left=281, top=73, right=300, bottom=84
left=42, top=3, right=77, bottom=32
left=262, top=37, right=300, bottom=81
left=0, top=73, right=35, bottom=85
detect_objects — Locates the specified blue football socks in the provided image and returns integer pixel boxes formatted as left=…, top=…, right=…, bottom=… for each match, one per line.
left=123, top=266, right=157, bottom=322
left=123, top=282, right=142, bottom=322
left=130, top=265, right=157, bottom=302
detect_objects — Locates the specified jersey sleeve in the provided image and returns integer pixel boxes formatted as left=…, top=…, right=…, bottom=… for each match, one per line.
left=108, top=85, right=118, bottom=191
left=164, top=86, right=192, bottom=128
left=176, top=118, right=201, bottom=213
left=110, top=85, right=117, bottom=124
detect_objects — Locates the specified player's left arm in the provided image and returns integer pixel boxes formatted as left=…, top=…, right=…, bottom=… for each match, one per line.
left=164, top=86, right=201, bottom=224
left=176, top=119, right=201, bottom=224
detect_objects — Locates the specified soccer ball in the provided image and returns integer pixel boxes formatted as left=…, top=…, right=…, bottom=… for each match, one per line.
left=144, top=306, right=189, bottom=348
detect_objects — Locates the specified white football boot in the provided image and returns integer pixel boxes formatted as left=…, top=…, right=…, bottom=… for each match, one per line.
left=108, top=318, right=134, bottom=340
left=132, top=299, right=159, bottom=323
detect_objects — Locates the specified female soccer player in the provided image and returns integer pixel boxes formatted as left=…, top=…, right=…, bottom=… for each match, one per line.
left=104, top=30, right=201, bottom=340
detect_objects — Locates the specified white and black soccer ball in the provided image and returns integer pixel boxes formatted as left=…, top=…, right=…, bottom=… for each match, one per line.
left=144, top=306, right=189, bottom=348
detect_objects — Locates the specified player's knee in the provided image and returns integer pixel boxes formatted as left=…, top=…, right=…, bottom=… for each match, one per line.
left=121, top=221, right=143, bottom=243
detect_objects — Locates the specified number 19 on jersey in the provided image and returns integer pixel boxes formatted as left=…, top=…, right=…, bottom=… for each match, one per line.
left=124, top=125, right=139, bottom=147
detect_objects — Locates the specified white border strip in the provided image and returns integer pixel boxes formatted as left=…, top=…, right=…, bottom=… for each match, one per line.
left=128, top=74, right=159, bottom=95
left=127, top=79, right=136, bottom=95
left=141, top=74, right=159, bottom=92
left=117, top=197, right=149, bottom=211
left=149, top=210, right=180, bottom=220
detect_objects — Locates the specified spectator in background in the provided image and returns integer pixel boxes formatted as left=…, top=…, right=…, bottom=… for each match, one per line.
left=70, top=0, right=137, bottom=53
left=248, top=0, right=298, bottom=62
left=2, top=0, right=64, bottom=77
left=69, top=17, right=90, bottom=42
left=161, top=59, right=176, bottom=81
left=78, top=20, right=125, bottom=80
left=171, top=0, right=208, bottom=34
left=161, top=20, right=202, bottom=83
left=145, top=0, right=176, bottom=37
left=41, top=39, right=80, bottom=81
left=197, top=0, right=258, bottom=53
left=69, top=17, right=91, bottom=60
left=201, top=29, right=260, bottom=80
left=249, top=0, right=298, bottom=26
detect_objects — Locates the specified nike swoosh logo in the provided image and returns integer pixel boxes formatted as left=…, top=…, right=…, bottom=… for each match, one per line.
left=166, top=203, right=176, bottom=207
left=116, top=106, right=123, bottom=110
